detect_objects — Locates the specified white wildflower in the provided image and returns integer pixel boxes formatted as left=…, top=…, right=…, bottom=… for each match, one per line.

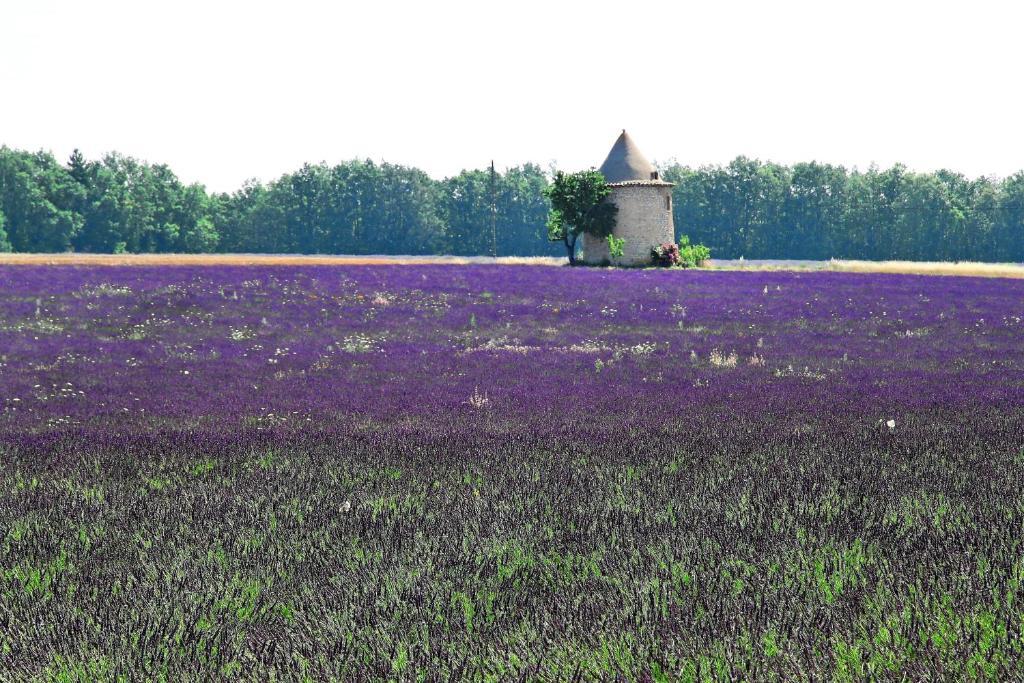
left=709, top=349, right=738, bottom=368
left=466, top=387, right=490, bottom=409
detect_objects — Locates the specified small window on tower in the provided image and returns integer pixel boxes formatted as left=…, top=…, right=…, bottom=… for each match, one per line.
left=666, top=196, right=671, bottom=210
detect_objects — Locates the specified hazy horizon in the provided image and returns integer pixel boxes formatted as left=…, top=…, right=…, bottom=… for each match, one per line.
left=3, top=0, right=1022, bottom=192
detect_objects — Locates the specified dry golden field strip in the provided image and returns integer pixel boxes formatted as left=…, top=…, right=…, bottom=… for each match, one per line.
left=708, top=259, right=1024, bottom=279
left=1, top=253, right=1023, bottom=279
left=0, top=253, right=565, bottom=267
left=825, top=259, right=1024, bottom=279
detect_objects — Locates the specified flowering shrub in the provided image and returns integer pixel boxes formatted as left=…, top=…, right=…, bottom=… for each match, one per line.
left=652, top=237, right=710, bottom=268
left=651, top=242, right=680, bottom=266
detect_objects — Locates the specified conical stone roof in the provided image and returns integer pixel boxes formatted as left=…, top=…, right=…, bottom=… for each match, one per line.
left=598, top=130, right=660, bottom=184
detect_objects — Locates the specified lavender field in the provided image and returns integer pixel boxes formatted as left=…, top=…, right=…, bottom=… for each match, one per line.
left=1, top=264, right=1024, bottom=680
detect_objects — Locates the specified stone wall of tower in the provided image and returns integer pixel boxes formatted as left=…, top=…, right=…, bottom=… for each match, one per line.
left=580, top=184, right=675, bottom=266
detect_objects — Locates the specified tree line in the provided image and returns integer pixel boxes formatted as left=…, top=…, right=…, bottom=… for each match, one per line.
left=664, top=158, right=1024, bottom=262
left=0, top=147, right=558, bottom=258
left=1, top=146, right=1022, bottom=261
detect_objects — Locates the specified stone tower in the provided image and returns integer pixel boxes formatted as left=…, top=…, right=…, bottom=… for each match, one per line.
left=581, top=131, right=675, bottom=266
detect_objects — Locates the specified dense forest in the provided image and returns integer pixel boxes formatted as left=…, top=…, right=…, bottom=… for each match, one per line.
left=1, top=146, right=1022, bottom=261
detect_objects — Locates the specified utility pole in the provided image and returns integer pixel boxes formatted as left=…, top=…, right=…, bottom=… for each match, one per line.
left=489, top=160, right=497, bottom=258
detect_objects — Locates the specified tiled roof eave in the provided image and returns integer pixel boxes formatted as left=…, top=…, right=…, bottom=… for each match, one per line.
left=607, top=180, right=676, bottom=187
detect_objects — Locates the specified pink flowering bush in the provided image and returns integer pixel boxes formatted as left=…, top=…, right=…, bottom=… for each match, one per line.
left=651, top=242, right=680, bottom=266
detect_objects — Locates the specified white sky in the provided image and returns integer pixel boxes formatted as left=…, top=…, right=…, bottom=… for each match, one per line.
left=1, top=0, right=1022, bottom=192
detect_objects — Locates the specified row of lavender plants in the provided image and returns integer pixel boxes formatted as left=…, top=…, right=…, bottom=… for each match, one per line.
left=1, top=264, right=1023, bottom=679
